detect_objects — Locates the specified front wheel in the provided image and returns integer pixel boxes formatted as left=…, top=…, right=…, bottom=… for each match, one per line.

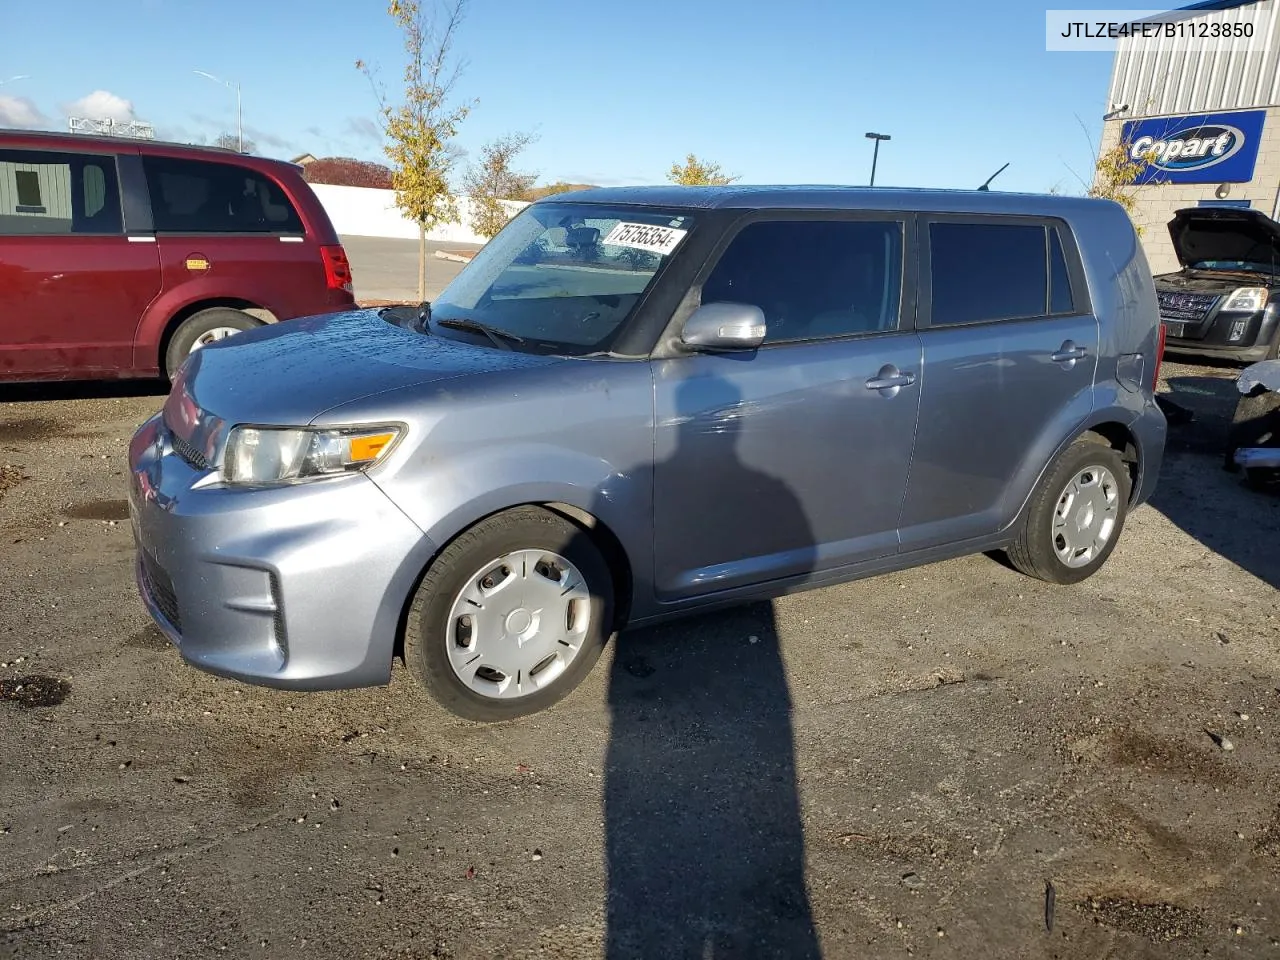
left=1006, top=437, right=1130, bottom=585
left=403, top=506, right=615, bottom=721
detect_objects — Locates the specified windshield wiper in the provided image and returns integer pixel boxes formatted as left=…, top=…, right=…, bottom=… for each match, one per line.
left=435, top=318, right=524, bottom=351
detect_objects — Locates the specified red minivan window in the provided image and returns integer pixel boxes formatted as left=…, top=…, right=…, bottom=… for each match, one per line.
left=142, top=156, right=305, bottom=235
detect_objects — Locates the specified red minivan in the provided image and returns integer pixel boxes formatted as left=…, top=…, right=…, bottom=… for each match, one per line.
left=0, top=131, right=356, bottom=382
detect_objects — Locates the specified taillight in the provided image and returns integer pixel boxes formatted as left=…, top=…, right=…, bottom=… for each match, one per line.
left=1152, top=321, right=1167, bottom=392
left=320, top=245, right=353, bottom=294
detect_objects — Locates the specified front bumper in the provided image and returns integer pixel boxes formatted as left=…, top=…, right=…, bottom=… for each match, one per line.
left=1161, top=305, right=1278, bottom=362
left=1165, top=337, right=1271, bottom=362
left=128, top=414, right=435, bottom=690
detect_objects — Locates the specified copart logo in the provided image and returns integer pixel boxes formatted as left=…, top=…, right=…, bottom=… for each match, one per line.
left=1129, top=123, right=1247, bottom=173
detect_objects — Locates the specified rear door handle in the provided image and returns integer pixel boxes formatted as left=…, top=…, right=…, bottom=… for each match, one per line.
left=1052, top=343, right=1088, bottom=363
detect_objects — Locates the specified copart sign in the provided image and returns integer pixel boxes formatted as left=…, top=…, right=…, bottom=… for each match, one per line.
left=1121, top=109, right=1265, bottom=184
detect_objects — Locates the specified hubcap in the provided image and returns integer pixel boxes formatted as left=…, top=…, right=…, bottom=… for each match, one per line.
left=189, top=327, right=241, bottom=353
left=446, top=549, right=592, bottom=700
left=1051, top=464, right=1121, bottom=568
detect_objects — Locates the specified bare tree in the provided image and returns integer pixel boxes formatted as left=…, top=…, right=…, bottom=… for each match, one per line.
left=462, top=132, right=537, bottom=239
left=358, top=0, right=473, bottom=300
left=214, top=132, right=256, bottom=154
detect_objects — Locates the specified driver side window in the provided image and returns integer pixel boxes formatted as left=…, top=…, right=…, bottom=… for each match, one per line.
left=701, top=219, right=904, bottom=343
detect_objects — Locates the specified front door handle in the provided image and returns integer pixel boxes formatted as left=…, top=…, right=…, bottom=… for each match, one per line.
left=1052, top=342, right=1089, bottom=363
left=865, top=365, right=916, bottom=393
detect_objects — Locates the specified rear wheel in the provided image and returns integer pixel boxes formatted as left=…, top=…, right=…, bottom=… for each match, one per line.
left=404, top=506, right=614, bottom=721
left=1006, top=437, right=1130, bottom=585
left=164, top=307, right=261, bottom=381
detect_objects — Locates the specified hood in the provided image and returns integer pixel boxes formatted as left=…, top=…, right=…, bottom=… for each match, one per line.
left=165, top=309, right=560, bottom=454
left=1167, top=207, right=1280, bottom=269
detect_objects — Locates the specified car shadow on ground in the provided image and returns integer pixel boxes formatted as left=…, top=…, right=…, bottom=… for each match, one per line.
left=0, top=379, right=169, bottom=405
left=1152, top=375, right=1280, bottom=590
left=599, top=374, right=822, bottom=959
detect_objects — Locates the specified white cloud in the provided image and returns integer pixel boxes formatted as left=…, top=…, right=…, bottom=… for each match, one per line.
left=0, top=95, right=49, bottom=129
left=61, top=90, right=136, bottom=123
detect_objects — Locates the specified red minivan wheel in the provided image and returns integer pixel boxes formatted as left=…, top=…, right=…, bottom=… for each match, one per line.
left=164, top=308, right=262, bottom=381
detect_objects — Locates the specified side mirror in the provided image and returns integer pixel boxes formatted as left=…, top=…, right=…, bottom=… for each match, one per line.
left=680, top=302, right=767, bottom=352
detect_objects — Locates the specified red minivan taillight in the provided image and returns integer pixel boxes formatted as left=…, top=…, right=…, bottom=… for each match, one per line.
left=320, top=244, right=354, bottom=294
left=1153, top=322, right=1167, bottom=391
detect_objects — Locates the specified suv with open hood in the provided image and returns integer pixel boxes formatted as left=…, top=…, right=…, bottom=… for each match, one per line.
left=1155, top=207, right=1280, bottom=362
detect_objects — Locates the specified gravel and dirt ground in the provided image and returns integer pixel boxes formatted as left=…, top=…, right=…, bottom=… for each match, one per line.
left=1, top=357, right=1278, bottom=959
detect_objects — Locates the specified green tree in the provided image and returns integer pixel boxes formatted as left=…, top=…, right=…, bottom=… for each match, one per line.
left=667, top=153, right=739, bottom=186
left=358, top=0, right=473, bottom=300
left=462, top=131, right=538, bottom=239
left=1089, top=139, right=1155, bottom=220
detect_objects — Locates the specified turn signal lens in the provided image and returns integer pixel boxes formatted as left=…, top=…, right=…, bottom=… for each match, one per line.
left=349, top=433, right=396, bottom=463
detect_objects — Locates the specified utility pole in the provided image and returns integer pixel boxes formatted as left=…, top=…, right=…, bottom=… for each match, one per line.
left=865, top=132, right=891, bottom=187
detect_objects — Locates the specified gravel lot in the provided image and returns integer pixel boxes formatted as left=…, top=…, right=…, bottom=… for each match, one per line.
left=1, top=357, right=1278, bottom=959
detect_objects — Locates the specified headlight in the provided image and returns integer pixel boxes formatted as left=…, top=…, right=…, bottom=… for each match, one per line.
left=223, top=425, right=402, bottom=485
left=1225, top=287, right=1269, bottom=311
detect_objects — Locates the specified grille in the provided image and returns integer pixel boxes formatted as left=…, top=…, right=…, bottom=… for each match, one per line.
left=1157, top=290, right=1218, bottom=323
left=141, top=551, right=182, bottom=632
left=169, top=430, right=211, bottom=471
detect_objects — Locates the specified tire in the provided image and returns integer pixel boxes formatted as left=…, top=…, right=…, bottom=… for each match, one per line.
left=164, top=308, right=262, bottom=381
left=1006, top=437, right=1131, bottom=585
left=403, top=506, right=615, bottom=722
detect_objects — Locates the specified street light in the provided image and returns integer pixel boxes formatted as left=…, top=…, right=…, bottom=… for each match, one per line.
left=194, top=70, right=242, bottom=152
left=865, top=132, right=891, bottom=187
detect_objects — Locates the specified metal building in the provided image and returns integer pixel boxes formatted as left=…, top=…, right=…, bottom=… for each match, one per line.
left=1100, top=0, right=1280, bottom=272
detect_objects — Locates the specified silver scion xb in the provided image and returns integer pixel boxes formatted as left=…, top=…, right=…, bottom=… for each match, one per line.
left=129, top=187, right=1168, bottom=721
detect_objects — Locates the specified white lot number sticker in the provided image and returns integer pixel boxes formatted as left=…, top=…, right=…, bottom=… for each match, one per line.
left=603, top=221, right=687, bottom=256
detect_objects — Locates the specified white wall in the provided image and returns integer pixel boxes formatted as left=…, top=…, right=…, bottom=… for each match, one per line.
left=0, top=160, right=73, bottom=219
left=310, top=183, right=528, bottom=244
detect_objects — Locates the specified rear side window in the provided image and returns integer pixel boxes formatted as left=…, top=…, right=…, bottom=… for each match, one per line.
left=701, top=219, right=903, bottom=343
left=929, top=221, right=1080, bottom=326
left=1049, top=227, right=1076, bottom=314
left=0, top=149, right=123, bottom=236
left=142, top=156, right=303, bottom=234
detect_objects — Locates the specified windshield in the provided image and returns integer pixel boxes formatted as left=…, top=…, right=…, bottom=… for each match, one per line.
left=429, top=203, right=694, bottom=355
left=1190, top=259, right=1276, bottom=274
